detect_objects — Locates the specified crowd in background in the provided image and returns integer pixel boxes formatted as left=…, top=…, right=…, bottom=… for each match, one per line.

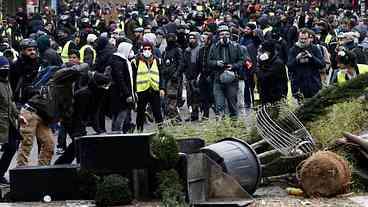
left=0, top=0, right=367, bottom=183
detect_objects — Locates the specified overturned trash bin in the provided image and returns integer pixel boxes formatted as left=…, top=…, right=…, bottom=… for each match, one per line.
left=177, top=138, right=205, bottom=154
left=187, top=153, right=254, bottom=206
left=200, top=138, right=262, bottom=195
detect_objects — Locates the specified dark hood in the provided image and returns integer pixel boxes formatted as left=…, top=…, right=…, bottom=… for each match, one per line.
left=96, top=37, right=109, bottom=52
left=37, top=35, right=50, bottom=53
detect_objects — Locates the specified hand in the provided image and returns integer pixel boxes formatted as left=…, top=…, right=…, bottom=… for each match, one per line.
left=216, top=60, right=224, bottom=68
left=305, top=51, right=312, bottom=58
left=19, top=115, right=28, bottom=126
left=225, top=64, right=232, bottom=70
left=296, top=52, right=304, bottom=60
left=160, top=90, right=165, bottom=97
left=126, top=96, right=133, bottom=103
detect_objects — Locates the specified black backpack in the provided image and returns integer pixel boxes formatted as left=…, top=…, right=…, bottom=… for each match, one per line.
left=28, top=83, right=60, bottom=123
left=28, top=67, right=81, bottom=123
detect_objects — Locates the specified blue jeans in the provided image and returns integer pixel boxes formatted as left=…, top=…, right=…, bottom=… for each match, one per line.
left=213, top=80, right=239, bottom=118
left=111, top=109, right=131, bottom=133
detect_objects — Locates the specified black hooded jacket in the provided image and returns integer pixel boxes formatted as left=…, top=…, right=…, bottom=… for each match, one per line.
left=94, top=37, right=116, bottom=72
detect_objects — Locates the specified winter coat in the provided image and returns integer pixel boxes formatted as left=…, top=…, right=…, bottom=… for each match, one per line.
left=208, top=41, right=245, bottom=81
left=94, top=37, right=116, bottom=73
left=28, top=63, right=87, bottom=123
left=9, top=56, right=40, bottom=104
left=0, top=77, right=19, bottom=143
left=160, top=45, right=183, bottom=90
left=183, top=45, right=201, bottom=80
left=198, top=45, right=212, bottom=78
left=37, top=35, right=62, bottom=67
left=42, top=48, right=63, bottom=67
left=109, top=43, right=135, bottom=114
left=256, top=55, right=288, bottom=104
left=287, top=44, right=325, bottom=98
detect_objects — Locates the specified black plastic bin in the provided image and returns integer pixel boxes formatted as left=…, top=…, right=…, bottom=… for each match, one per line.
left=200, top=138, right=262, bottom=194
left=10, top=164, right=80, bottom=201
left=177, top=138, right=205, bottom=154
left=76, top=132, right=155, bottom=174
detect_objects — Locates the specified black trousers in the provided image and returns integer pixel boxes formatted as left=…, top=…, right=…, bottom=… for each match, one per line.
left=54, top=122, right=86, bottom=165
left=54, top=106, right=87, bottom=165
left=0, top=124, right=20, bottom=177
left=91, top=88, right=107, bottom=133
left=136, top=89, right=163, bottom=132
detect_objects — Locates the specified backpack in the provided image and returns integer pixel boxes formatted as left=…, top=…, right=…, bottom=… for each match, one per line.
left=29, top=66, right=80, bottom=123
left=28, top=83, right=60, bottom=124
left=32, top=66, right=61, bottom=89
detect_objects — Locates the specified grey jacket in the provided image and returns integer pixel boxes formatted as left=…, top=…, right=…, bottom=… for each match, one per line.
left=0, top=77, right=19, bottom=143
left=208, top=41, right=245, bottom=81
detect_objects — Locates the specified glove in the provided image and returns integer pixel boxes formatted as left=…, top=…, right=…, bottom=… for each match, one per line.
left=126, top=96, right=134, bottom=103
left=216, top=60, right=224, bottom=68
left=88, top=71, right=95, bottom=80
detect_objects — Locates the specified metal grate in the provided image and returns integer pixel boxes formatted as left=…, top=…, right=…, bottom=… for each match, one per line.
left=256, top=104, right=315, bottom=157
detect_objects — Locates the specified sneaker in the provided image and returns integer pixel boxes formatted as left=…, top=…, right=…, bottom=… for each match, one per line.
left=0, top=177, right=9, bottom=185
left=56, top=148, right=65, bottom=155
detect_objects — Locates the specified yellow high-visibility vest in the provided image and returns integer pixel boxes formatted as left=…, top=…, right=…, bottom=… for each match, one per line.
left=325, top=34, right=333, bottom=45
left=56, top=46, right=62, bottom=54
left=337, top=64, right=368, bottom=83
left=138, top=17, right=143, bottom=26
left=118, top=21, right=125, bottom=32
left=79, top=44, right=96, bottom=64
left=136, top=59, right=160, bottom=92
left=61, top=40, right=72, bottom=63
left=1, top=27, right=11, bottom=38
left=263, top=26, right=272, bottom=35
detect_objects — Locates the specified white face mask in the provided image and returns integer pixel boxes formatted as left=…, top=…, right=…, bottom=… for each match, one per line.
left=143, top=50, right=152, bottom=58
left=259, top=53, right=269, bottom=61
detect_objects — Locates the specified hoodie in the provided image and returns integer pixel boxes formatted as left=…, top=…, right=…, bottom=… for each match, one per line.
left=37, top=35, right=63, bottom=67
left=95, top=37, right=116, bottom=72
left=108, top=42, right=135, bottom=113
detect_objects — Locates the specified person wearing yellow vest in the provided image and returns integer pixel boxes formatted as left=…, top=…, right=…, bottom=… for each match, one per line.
left=80, top=34, right=97, bottom=66
left=61, top=33, right=80, bottom=63
left=133, top=41, right=163, bottom=132
left=335, top=50, right=368, bottom=84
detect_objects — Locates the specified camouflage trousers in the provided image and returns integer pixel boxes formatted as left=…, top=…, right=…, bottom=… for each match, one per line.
left=17, top=108, right=54, bottom=166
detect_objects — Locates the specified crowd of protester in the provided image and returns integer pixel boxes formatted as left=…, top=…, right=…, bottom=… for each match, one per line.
left=0, top=0, right=367, bottom=183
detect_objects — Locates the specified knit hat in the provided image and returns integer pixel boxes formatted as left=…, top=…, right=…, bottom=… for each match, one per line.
left=87, top=34, right=98, bottom=44
left=0, top=56, right=9, bottom=68
left=218, top=25, right=229, bottom=32
left=142, top=41, right=153, bottom=49
left=245, top=23, right=256, bottom=31
left=36, top=35, right=50, bottom=53
left=143, top=33, right=157, bottom=45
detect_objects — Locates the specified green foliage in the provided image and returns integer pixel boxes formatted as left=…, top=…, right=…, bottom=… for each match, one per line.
left=296, top=73, right=368, bottom=123
left=164, top=117, right=260, bottom=144
left=76, top=170, right=100, bottom=200
left=151, top=130, right=180, bottom=169
left=95, top=174, right=132, bottom=207
left=156, top=169, right=187, bottom=207
left=307, top=100, right=368, bottom=149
